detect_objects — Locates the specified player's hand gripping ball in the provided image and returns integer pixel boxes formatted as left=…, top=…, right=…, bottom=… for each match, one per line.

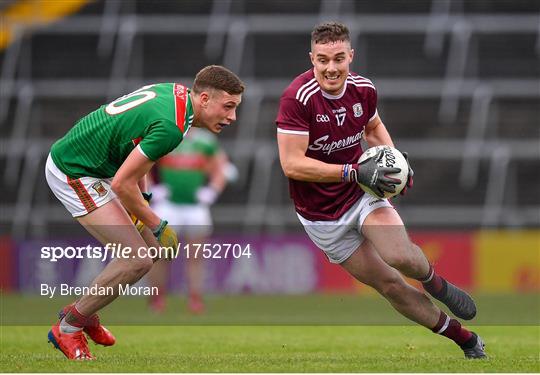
left=357, top=145, right=410, bottom=199
left=399, top=151, right=414, bottom=196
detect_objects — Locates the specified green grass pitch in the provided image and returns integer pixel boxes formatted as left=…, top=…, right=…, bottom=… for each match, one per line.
left=1, top=294, right=539, bottom=372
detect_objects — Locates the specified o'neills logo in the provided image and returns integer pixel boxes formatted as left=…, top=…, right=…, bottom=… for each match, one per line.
left=308, top=131, right=363, bottom=155
left=369, top=199, right=383, bottom=206
left=174, top=84, right=185, bottom=100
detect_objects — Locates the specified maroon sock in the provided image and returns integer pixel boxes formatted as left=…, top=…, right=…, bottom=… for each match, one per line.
left=419, top=264, right=446, bottom=296
left=432, top=311, right=473, bottom=346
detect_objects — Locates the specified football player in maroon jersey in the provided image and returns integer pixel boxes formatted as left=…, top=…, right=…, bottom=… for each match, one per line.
left=276, top=22, right=485, bottom=359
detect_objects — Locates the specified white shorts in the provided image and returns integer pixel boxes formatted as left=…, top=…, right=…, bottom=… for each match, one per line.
left=297, top=193, right=393, bottom=264
left=45, top=154, right=116, bottom=217
left=152, top=200, right=213, bottom=238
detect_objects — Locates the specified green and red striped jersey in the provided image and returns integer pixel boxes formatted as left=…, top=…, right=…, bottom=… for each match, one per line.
left=51, top=83, right=193, bottom=178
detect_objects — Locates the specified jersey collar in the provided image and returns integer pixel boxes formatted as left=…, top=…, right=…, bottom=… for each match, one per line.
left=321, top=80, right=348, bottom=100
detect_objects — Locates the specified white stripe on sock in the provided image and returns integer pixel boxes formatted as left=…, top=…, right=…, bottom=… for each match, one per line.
left=436, top=315, right=451, bottom=334
left=421, top=268, right=435, bottom=283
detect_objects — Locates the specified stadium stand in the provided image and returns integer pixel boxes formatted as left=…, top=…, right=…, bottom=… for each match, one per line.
left=1, top=0, right=539, bottom=236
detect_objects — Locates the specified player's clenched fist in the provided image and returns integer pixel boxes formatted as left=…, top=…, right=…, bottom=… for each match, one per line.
left=152, top=219, right=179, bottom=259
left=350, top=149, right=402, bottom=198
left=400, top=152, right=414, bottom=196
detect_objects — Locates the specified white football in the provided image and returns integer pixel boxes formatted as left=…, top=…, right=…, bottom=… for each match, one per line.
left=358, top=145, right=409, bottom=198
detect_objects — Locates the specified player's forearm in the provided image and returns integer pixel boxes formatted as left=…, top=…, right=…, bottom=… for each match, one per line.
left=113, top=182, right=161, bottom=230
left=208, top=153, right=228, bottom=193
left=282, top=156, right=343, bottom=183
left=137, top=174, right=148, bottom=193
left=209, top=174, right=226, bottom=193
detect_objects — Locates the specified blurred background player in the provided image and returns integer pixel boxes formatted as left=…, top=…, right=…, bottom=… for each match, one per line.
left=146, top=127, right=233, bottom=314
left=276, top=22, right=485, bottom=359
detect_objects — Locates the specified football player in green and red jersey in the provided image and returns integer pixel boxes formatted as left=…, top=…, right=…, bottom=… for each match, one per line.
left=45, top=65, right=244, bottom=359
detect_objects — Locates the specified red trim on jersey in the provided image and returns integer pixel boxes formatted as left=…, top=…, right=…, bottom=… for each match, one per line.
left=132, top=137, right=142, bottom=146
left=66, top=176, right=97, bottom=213
left=159, top=154, right=208, bottom=170
left=173, top=83, right=187, bottom=133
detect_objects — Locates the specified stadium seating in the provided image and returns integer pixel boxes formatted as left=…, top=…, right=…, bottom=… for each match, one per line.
left=1, top=0, right=538, bottom=234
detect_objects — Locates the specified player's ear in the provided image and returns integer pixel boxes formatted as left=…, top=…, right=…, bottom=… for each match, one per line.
left=200, top=91, right=210, bottom=108
left=349, top=48, right=355, bottom=62
left=309, top=51, right=314, bottom=65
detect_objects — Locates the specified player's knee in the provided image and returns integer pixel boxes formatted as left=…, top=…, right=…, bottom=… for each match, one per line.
left=411, top=243, right=424, bottom=255
left=127, top=257, right=153, bottom=279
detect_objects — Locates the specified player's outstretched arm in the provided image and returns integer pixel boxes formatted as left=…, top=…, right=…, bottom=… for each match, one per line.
left=277, top=132, right=343, bottom=182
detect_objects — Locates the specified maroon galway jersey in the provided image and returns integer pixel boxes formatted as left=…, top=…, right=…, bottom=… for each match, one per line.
left=276, top=69, right=378, bottom=221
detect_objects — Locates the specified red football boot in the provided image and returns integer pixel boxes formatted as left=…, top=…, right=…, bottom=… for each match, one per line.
left=48, top=323, right=94, bottom=360
left=59, top=304, right=116, bottom=346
